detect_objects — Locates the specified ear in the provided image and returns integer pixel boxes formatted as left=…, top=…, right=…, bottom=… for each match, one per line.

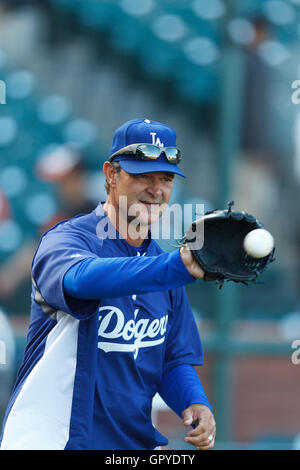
left=103, top=161, right=118, bottom=188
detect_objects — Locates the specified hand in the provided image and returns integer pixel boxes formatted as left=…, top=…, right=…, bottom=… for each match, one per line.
left=182, top=404, right=216, bottom=450
left=180, top=246, right=205, bottom=280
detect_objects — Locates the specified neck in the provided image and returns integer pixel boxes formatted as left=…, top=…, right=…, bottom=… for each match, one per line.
left=103, top=196, right=149, bottom=247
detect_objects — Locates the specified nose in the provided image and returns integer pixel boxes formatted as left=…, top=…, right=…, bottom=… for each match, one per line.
left=145, top=178, right=163, bottom=199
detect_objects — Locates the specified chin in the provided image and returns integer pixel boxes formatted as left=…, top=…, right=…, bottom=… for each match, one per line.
left=146, top=208, right=162, bottom=225
left=136, top=215, right=154, bottom=227
left=129, top=202, right=160, bottom=224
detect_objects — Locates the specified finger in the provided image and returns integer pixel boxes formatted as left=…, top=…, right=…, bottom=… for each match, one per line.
left=182, top=410, right=194, bottom=427
left=186, top=437, right=215, bottom=450
left=193, top=435, right=216, bottom=449
left=179, top=247, right=205, bottom=279
left=183, top=418, right=193, bottom=427
left=185, top=435, right=209, bottom=444
left=187, top=423, right=216, bottom=437
left=196, top=441, right=215, bottom=451
left=187, top=423, right=206, bottom=437
left=185, top=430, right=216, bottom=446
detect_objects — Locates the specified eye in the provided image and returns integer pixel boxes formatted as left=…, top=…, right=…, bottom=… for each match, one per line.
left=131, top=174, right=147, bottom=180
left=162, top=176, right=174, bottom=183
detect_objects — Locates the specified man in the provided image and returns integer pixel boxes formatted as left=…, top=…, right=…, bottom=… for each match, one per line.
left=0, top=118, right=216, bottom=450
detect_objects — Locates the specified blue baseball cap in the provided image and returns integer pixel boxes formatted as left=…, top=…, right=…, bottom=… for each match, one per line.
left=109, top=118, right=186, bottom=178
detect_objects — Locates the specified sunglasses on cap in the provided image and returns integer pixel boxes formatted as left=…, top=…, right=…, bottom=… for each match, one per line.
left=109, top=143, right=182, bottom=164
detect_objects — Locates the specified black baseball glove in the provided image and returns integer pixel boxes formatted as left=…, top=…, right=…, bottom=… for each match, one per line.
left=182, top=201, right=275, bottom=288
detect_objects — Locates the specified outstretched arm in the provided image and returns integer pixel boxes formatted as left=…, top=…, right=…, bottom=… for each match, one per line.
left=63, top=249, right=204, bottom=300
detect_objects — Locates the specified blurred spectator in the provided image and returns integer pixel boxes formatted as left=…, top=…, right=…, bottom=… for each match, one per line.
left=233, top=16, right=281, bottom=226
left=0, top=146, right=95, bottom=302
left=0, top=191, right=11, bottom=222
left=36, top=145, right=96, bottom=231
left=241, top=16, right=274, bottom=155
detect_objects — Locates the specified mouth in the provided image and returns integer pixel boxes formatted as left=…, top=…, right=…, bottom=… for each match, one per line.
left=139, top=201, right=161, bottom=210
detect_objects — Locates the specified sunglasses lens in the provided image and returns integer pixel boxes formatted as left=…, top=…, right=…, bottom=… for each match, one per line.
left=165, top=148, right=181, bottom=163
left=137, top=144, right=161, bottom=160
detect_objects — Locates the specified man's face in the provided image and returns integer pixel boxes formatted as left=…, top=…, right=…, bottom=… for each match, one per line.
left=115, top=170, right=175, bottom=227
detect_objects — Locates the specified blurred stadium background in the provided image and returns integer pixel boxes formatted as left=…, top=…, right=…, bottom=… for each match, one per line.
left=0, top=0, right=300, bottom=450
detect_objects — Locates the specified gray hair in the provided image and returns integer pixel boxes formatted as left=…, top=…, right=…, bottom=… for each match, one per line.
left=105, top=161, right=121, bottom=194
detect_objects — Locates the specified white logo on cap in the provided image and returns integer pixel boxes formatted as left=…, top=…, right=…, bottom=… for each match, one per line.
left=150, top=132, right=163, bottom=147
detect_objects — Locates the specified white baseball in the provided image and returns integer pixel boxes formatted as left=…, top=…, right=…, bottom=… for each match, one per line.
left=243, top=229, right=274, bottom=258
